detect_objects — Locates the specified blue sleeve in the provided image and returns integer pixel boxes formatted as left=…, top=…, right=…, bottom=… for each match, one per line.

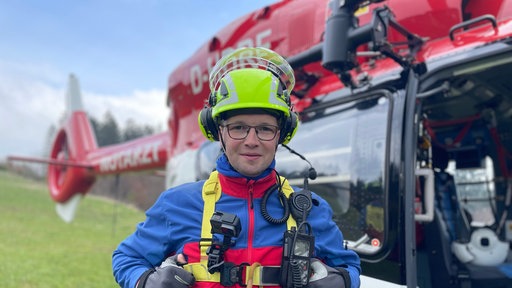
left=112, top=192, right=172, bottom=288
left=308, top=193, right=362, bottom=288
left=112, top=181, right=204, bottom=288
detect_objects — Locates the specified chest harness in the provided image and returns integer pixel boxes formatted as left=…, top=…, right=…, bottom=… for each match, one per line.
left=182, top=171, right=298, bottom=287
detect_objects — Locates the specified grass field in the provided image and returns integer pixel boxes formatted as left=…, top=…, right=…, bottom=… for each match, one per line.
left=0, top=170, right=146, bottom=288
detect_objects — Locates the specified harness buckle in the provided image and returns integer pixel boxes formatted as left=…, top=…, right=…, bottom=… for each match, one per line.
left=237, top=263, right=250, bottom=287
left=206, top=243, right=224, bottom=273
left=219, top=262, right=249, bottom=287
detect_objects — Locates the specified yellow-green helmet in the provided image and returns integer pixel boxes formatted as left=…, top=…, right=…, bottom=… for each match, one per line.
left=211, top=68, right=290, bottom=119
left=198, top=47, right=299, bottom=144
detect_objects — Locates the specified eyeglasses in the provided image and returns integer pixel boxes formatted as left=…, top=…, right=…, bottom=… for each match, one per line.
left=221, top=123, right=279, bottom=141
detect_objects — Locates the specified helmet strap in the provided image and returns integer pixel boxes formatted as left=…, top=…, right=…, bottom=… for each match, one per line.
left=218, top=129, right=227, bottom=152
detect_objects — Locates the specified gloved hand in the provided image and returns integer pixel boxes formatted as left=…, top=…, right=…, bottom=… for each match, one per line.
left=136, top=254, right=195, bottom=288
left=308, top=259, right=351, bottom=288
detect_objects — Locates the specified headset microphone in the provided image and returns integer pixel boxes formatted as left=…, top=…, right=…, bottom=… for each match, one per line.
left=307, top=167, right=317, bottom=181
left=282, top=144, right=317, bottom=182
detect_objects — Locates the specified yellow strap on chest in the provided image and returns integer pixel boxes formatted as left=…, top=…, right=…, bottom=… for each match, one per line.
left=183, top=171, right=297, bottom=283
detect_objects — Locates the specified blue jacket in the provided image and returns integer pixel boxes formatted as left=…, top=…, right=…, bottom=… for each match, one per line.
left=112, top=154, right=361, bottom=288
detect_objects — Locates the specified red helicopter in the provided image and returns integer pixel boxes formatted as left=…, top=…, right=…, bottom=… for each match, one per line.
left=9, top=0, right=512, bottom=287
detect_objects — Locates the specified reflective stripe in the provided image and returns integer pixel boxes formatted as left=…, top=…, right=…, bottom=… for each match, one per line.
left=217, top=74, right=239, bottom=106
left=183, top=171, right=296, bottom=284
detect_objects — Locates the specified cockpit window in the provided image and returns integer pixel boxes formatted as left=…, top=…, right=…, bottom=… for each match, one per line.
left=276, top=95, right=390, bottom=254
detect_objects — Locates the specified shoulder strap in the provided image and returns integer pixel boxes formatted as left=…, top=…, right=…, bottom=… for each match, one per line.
left=201, top=170, right=221, bottom=245
left=279, top=176, right=297, bottom=230
left=197, top=171, right=222, bottom=281
left=183, top=171, right=223, bottom=282
left=183, top=171, right=297, bottom=282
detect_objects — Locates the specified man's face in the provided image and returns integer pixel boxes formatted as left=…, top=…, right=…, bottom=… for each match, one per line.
left=220, top=113, right=280, bottom=177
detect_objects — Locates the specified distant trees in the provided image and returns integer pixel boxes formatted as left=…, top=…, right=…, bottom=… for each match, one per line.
left=90, top=111, right=158, bottom=146
left=43, top=110, right=159, bottom=152
left=90, top=111, right=121, bottom=146
left=122, top=119, right=156, bottom=142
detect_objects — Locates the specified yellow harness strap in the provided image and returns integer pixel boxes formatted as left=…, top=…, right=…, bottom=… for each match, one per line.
left=183, top=171, right=296, bottom=286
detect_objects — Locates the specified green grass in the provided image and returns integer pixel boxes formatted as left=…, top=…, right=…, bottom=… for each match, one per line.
left=0, top=170, right=146, bottom=288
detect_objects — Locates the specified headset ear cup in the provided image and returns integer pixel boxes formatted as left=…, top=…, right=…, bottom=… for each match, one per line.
left=279, top=111, right=298, bottom=144
left=198, top=107, right=219, bottom=141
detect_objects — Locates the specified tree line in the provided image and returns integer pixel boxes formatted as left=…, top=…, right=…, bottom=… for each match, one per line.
left=44, top=110, right=161, bottom=150
left=89, top=111, right=160, bottom=146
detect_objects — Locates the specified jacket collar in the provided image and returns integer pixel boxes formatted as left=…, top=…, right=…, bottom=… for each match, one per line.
left=218, top=171, right=277, bottom=198
left=216, top=153, right=277, bottom=198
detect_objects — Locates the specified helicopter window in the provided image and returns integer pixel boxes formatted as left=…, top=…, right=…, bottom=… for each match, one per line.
left=195, top=141, right=222, bottom=180
left=276, top=94, right=390, bottom=255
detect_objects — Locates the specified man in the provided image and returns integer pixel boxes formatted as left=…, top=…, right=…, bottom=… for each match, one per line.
left=112, top=47, right=361, bottom=288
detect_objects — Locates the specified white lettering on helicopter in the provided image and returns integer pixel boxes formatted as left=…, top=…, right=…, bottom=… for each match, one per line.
left=99, top=140, right=162, bottom=173
left=190, top=28, right=272, bottom=95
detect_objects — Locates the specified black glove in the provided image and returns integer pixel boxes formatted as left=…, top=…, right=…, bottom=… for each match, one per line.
left=308, top=259, right=351, bottom=288
left=136, top=255, right=196, bottom=288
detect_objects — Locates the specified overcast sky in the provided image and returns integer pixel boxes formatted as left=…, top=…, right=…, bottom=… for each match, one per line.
left=0, top=0, right=277, bottom=161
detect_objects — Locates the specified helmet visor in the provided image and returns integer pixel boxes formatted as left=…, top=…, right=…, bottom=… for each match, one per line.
left=209, top=47, right=295, bottom=96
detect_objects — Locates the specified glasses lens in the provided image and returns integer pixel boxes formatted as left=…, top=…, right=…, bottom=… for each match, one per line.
left=227, top=124, right=248, bottom=140
left=255, top=125, right=278, bottom=140
left=225, top=124, right=278, bottom=141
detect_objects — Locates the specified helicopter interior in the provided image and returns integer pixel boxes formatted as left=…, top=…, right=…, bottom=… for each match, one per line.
left=417, top=53, right=512, bottom=287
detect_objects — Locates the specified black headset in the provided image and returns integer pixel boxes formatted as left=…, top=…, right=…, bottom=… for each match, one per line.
left=198, top=78, right=299, bottom=144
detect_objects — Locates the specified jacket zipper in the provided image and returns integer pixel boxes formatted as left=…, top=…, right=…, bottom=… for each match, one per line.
left=247, top=180, right=255, bottom=263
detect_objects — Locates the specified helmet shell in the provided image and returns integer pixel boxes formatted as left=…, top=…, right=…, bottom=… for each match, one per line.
left=211, top=68, right=290, bottom=120
left=198, top=47, right=299, bottom=144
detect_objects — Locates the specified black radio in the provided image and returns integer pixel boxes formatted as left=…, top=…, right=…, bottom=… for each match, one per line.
left=280, top=226, right=315, bottom=287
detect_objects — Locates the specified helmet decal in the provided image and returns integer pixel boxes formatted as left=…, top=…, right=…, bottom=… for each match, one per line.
left=215, top=74, right=239, bottom=107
